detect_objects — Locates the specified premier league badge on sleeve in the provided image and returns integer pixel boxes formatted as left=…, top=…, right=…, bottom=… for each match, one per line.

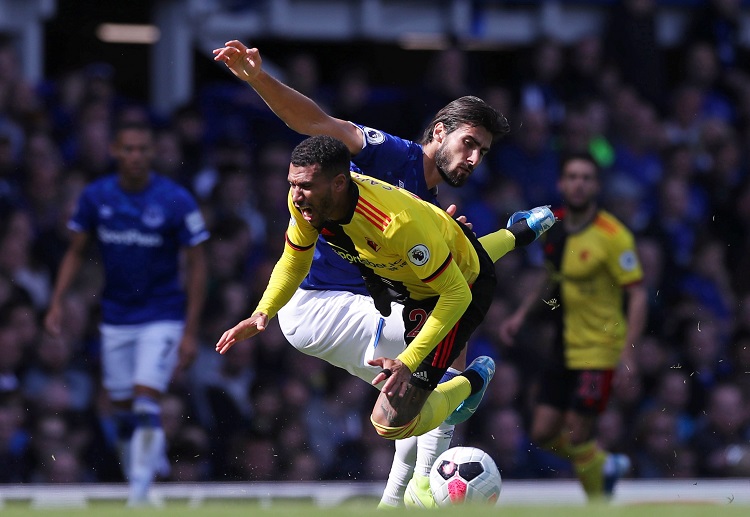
left=408, top=244, right=430, bottom=266
left=363, top=126, right=386, bottom=145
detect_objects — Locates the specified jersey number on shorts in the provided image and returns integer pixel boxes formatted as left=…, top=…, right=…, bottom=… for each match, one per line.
left=406, top=308, right=431, bottom=338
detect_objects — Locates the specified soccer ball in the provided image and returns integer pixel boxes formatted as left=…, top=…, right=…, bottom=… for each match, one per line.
left=429, top=446, right=502, bottom=506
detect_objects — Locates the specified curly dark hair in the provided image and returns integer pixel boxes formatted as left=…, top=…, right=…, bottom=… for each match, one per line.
left=290, top=135, right=351, bottom=178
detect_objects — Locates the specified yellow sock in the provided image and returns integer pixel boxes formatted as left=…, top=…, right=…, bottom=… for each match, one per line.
left=478, top=229, right=515, bottom=262
left=371, top=376, right=472, bottom=439
left=568, top=440, right=606, bottom=498
left=410, top=375, right=471, bottom=436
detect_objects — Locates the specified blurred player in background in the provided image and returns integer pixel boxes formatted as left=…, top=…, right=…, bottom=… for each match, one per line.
left=499, top=152, right=647, bottom=500
left=214, top=40, right=552, bottom=507
left=44, top=121, right=209, bottom=506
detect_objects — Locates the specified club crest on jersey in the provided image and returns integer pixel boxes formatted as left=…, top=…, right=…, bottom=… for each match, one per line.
left=363, top=126, right=385, bottom=145
left=408, top=244, right=430, bottom=266
left=366, top=237, right=380, bottom=252
left=99, top=205, right=114, bottom=219
left=142, top=205, right=165, bottom=228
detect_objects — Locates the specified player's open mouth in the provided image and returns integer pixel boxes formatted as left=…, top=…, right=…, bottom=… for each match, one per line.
left=299, top=207, right=313, bottom=221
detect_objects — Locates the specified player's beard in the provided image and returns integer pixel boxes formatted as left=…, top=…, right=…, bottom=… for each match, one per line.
left=309, top=192, right=335, bottom=230
left=566, top=197, right=594, bottom=215
left=435, top=146, right=467, bottom=188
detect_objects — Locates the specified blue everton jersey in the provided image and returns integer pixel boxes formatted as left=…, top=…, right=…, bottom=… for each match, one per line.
left=299, top=124, right=438, bottom=294
left=69, top=173, right=210, bottom=325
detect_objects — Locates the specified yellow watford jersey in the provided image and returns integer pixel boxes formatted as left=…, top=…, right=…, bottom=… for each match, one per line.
left=544, top=209, right=643, bottom=369
left=257, top=172, right=482, bottom=371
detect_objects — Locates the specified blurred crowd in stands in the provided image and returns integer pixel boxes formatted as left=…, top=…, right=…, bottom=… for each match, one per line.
left=2, top=0, right=750, bottom=485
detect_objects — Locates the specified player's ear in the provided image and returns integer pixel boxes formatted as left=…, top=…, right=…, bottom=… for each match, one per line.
left=433, top=122, right=446, bottom=143
left=333, top=173, right=348, bottom=192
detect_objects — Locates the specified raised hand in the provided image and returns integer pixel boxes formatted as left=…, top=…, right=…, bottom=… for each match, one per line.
left=212, top=40, right=263, bottom=81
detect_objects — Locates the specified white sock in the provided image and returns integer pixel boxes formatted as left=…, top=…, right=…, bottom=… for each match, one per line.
left=128, top=425, right=165, bottom=504
left=379, top=436, right=417, bottom=507
left=117, top=439, right=131, bottom=480
left=415, top=421, right=454, bottom=477
left=127, top=397, right=165, bottom=505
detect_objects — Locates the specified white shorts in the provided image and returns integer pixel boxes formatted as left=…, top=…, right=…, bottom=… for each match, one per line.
left=277, top=289, right=405, bottom=386
left=99, top=321, right=184, bottom=401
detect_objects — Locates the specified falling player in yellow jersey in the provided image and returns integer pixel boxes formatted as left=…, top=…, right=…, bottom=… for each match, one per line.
left=216, top=135, right=543, bottom=443
left=499, top=152, right=648, bottom=501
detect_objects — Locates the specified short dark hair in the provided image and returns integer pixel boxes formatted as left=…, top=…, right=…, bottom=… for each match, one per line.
left=114, top=120, right=153, bottom=138
left=420, top=95, right=510, bottom=144
left=559, top=151, right=600, bottom=178
left=290, top=135, right=351, bottom=178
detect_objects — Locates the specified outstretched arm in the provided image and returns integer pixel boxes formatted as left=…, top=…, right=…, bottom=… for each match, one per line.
left=177, top=243, right=207, bottom=370
left=619, top=282, right=648, bottom=372
left=44, top=232, right=90, bottom=337
left=214, top=238, right=314, bottom=355
left=213, top=40, right=364, bottom=154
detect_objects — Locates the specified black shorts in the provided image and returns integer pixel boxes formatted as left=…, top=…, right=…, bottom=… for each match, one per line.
left=536, top=364, right=615, bottom=416
left=402, top=223, right=497, bottom=390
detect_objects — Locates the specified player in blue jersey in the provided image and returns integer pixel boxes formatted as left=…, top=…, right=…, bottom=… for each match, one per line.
left=214, top=40, right=553, bottom=507
left=44, top=122, right=209, bottom=506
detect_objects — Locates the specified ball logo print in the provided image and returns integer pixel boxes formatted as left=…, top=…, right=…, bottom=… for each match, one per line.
left=430, top=446, right=502, bottom=506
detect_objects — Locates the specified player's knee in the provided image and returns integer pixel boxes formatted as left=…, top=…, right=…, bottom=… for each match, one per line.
left=133, top=395, right=162, bottom=428
left=371, top=415, right=419, bottom=440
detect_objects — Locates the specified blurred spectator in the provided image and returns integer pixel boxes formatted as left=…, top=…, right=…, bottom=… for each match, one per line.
left=0, top=393, right=28, bottom=482
left=699, top=131, right=745, bottom=249
left=209, top=166, right=267, bottom=246
left=681, top=41, right=735, bottom=126
left=408, top=47, right=473, bottom=137
left=226, top=432, right=280, bottom=481
left=476, top=407, right=564, bottom=479
left=684, top=0, right=744, bottom=71
left=604, top=0, right=665, bottom=111
left=664, top=84, right=706, bottom=150
left=151, top=127, right=184, bottom=181
left=727, top=328, right=750, bottom=399
left=561, top=34, right=609, bottom=105
left=22, top=331, right=93, bottom=413
left=611, top=97, right=665, bottom=218
left=517, top=37, right=566, bottom=128
left=0, top=301, right=25, bottom=396
left=677, top=238, right=736, bottom=331
left=171, top=103, right=210, bottom=183
left=632, top=335, right=672, bottom=395
left=632, top=408, right=681, bottom=478
left=690, top=383, right=750, bottom=477
left=680, top=318, right=732, bottom=415
left=644, top=175, right=700, bottom=272
left=0, top=209, right=51, bottom=309
left=492, top=108, right=560, bottom=207
left=648, top=369, right=695, bottom=443
left=330, top=65, right=404, bottom=134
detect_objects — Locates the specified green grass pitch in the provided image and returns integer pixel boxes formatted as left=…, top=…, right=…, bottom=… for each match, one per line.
left=1, top=499, right=748, bottom=517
